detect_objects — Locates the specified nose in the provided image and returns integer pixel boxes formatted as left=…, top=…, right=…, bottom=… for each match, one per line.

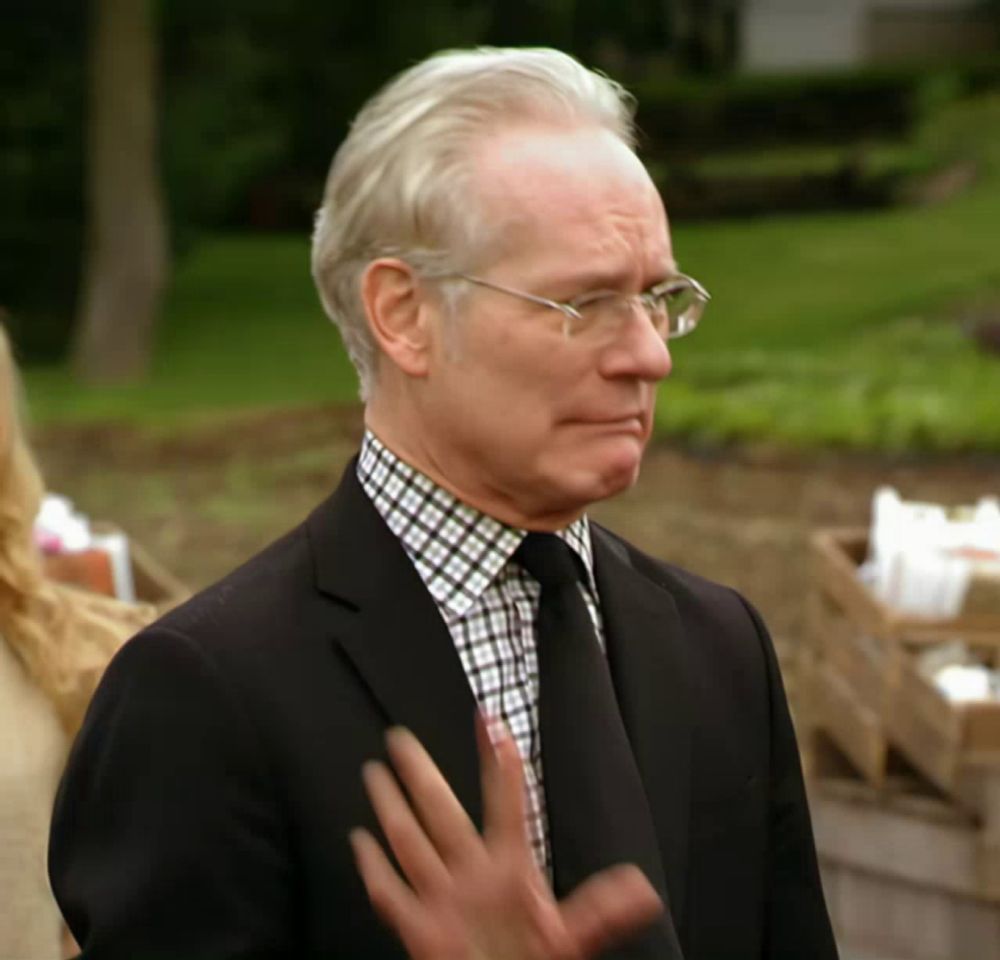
left=596, top=303, right=673, bottom=383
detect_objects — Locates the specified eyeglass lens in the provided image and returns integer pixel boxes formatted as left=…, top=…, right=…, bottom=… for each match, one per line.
left=572, top=285, right=700, bottom=341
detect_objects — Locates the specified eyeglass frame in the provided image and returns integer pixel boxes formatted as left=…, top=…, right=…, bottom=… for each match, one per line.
left=422, top=270, right=711, bottom=340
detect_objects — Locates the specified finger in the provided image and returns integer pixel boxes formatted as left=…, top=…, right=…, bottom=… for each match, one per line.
left=349, top=827, right=434, bottom=952
left=559, top=864, right=664, bottom=957
left=361, top=760, right=451, bottom=895
left=476, top=713, right=530, bottom=858
left=385, top=727, right=481, bottom=866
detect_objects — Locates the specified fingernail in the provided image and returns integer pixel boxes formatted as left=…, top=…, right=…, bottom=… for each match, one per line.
left=385, top=726, right=412, bottom=752
left=348, top=827, right=367, bottom=859
left=360, top=760, right=382, bottom=787
left=479, top=711, right=506, bottom=746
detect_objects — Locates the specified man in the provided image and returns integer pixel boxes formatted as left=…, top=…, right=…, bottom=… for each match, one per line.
left=50, top=48, right=838, bottom=959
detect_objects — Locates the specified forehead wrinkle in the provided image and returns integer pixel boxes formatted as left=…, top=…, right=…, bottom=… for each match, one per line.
left=552, top=194, right=672, bottom=291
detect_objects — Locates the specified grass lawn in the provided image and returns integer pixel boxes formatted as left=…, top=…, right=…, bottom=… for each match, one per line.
left=23, top=95, right=1000, bottom=451
left=24, top=237, right=360, bottom=424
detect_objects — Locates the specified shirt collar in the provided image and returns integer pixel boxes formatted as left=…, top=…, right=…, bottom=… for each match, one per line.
left=356, top=430, right=595, bottom=617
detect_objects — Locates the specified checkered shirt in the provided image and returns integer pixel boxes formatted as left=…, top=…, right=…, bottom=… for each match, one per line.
left=357, top=430, right=605, bottom=872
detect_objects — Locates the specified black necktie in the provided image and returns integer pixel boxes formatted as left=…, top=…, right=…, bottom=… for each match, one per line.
left=514, top=533, right=680, bottom=959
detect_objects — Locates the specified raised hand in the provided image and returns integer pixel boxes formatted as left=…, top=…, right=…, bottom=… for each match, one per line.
left=350, top=717, right=663, bottom=960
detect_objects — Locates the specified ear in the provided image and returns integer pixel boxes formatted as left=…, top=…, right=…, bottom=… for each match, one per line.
left=361, top=258, right=434, bottom=379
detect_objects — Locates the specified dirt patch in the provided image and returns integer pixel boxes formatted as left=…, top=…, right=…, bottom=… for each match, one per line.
left=34, top=405, right=1000, bottom=664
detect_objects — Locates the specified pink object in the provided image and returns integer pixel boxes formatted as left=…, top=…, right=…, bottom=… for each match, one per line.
left=34, top=530, right=64, bottom=554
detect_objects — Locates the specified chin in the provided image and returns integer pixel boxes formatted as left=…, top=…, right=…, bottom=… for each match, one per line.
left=600, top=433, right=646, bottom=477
left=565, top=445, right=645, bottom=506
left=598, top=457, right=643, bottom=498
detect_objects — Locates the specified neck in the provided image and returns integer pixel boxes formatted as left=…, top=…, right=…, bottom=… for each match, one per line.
left=363, top=406, right=584, bottom=533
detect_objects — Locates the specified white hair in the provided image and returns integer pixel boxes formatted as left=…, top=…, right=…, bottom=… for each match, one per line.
left=310, top=46, right=637, bottom=400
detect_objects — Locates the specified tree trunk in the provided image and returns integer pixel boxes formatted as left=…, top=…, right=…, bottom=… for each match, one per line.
left=73, top=0, right=167, bottom=383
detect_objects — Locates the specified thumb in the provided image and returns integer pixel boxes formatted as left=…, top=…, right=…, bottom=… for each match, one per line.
left=559, top=865, right=663, bottom=958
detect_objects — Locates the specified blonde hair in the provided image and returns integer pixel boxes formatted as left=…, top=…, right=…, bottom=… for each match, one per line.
left=311, top=46, right=637, bottom=400
left=0, top=325, right=154, bottom=735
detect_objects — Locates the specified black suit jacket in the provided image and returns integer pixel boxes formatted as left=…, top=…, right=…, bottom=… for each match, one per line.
left=50, top=462, right=838, bottom=959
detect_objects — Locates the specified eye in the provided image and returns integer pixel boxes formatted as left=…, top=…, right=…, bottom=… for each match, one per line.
left=567, top=291, right=634, bottom=334
left=662, top=283, right=696, bottom=318
left=645, top=278, right=684, bottom=306
left=568, top=290, right=620, bottom=315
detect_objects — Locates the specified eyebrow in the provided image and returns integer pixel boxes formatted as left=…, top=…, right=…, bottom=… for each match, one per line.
left=548, top=261, right=681, bottom=297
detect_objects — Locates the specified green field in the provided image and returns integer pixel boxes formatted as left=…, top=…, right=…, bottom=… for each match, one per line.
left=24, top=238, right=360, bottom=424
left=24, top=95, right=1000, bottom=451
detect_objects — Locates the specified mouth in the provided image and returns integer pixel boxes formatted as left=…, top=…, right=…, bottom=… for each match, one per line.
left=571, top=414, right=646, bottom=435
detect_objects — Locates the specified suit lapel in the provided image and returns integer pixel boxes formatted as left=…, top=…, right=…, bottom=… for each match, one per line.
left=307, top=462, right=483, bottom=829
left=592, top=526, right=692, bottom=924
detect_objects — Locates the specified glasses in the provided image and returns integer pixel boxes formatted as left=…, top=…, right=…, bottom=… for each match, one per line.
left=426, top=271, right=710, bottom=341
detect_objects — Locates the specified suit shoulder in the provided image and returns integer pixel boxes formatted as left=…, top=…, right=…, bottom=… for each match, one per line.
left=593, top=522, right=752, bottom=622
left=151, top=519, right=314, bottom=650
left=593, top=523, right=776, bottom=718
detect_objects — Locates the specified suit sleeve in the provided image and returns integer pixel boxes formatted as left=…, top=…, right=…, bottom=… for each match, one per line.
left=49, top=626, right=296, bottom=959
left=738, top=596, right=840, bottom=960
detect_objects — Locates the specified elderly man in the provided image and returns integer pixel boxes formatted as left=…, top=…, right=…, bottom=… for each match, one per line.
left=50, top=48, right=838, bottom=959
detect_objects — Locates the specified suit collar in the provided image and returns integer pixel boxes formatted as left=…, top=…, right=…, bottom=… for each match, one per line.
left=591, top=525, right=692, bottom=924
left=307, top=461, right=483, bottom=828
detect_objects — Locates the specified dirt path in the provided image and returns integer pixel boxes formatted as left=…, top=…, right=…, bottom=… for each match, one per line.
left=35, top=406, right=1000, bottom=662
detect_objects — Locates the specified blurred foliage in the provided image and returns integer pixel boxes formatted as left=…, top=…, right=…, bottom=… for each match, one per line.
left=640, top=60, right=1000, bottom=220
left=158, top=0, right=675, bottom=233
left=159, top=0, right=498, bottom=235
left=634, top=60, right=1000, bottom=156
left=656, top=92, right=1000, bottom=452
left=1, top=1, right=86, bottom=360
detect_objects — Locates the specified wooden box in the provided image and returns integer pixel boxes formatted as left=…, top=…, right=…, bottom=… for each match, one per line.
left=811, top=776, right=1000, bottom=960
left=806, top=528, right=1000, bottom=801
left=800, top=650, right=888, bottom=787
left=810, top=528, right=1000, bottom=648
left=886, top=649, right=1000, bottom=809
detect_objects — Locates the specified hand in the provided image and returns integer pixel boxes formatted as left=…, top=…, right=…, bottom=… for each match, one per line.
left=350, top=717, right=663, bottom=960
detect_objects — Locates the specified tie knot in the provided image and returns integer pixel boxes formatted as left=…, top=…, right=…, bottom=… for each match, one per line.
left=514, top=532, right=583, bottom=588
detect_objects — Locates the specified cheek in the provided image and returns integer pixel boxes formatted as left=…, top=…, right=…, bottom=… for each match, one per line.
left=434, top=364, right=545, bottom=452
left=461, top=343, right=565, bottom=418
left=439, top=323, right=583, bottom=439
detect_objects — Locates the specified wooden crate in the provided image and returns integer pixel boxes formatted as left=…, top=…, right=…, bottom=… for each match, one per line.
left=807, top=529, right=1000, bottom=801
left=811, top=528, right=1000, bottom=648
left=800, top=650, right=889, bottom=787
left=811, top=776, right=1000, bottom=960
left=886, top=651, right=999, bottom=789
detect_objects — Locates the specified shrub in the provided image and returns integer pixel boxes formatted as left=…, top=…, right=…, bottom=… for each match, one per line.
left=632, top=61, right=1000, bottom=157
